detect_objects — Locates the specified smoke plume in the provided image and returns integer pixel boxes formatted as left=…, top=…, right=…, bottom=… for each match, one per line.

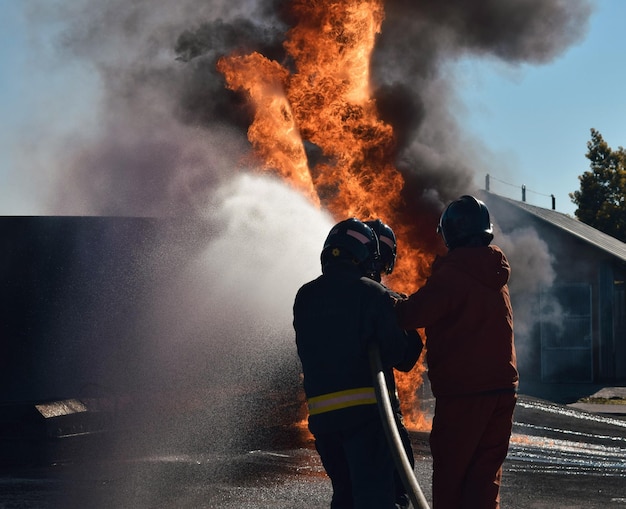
left=372, top=0, right=593, bottom=209
left=495, top=224, right=556, bottom=366
left=18, top=0, right=592, bottom=217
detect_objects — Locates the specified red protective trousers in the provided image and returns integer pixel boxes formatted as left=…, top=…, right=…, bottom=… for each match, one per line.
left=429, top=391, right=517, bottom=509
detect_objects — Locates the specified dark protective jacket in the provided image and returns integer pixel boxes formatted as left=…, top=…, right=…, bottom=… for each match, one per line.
left=293, top=261, right=422, bottom=435
left=396, top=245, right=518, bottom=398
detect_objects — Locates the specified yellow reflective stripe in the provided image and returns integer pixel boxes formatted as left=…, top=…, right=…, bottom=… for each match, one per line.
left=307, top=387, right=377, bottom=416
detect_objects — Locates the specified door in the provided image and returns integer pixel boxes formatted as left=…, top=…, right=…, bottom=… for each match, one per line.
left=540, top=284, right=593, bottom=383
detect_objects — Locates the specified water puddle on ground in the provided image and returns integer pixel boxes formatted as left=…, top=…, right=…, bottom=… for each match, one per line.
left=508, top=398, right=626, bottom=476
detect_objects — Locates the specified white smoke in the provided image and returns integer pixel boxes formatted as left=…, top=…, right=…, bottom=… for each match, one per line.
left=495, top=225, right=557, bottom=365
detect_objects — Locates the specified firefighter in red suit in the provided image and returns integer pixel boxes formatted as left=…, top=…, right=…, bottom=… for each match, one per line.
left=293, top=218, right=422, bottom=509
left=396, top=196, right=518, bottom=509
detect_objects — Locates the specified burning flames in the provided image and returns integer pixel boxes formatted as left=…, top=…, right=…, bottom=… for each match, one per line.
left=217, top=0, right=433, bottom=430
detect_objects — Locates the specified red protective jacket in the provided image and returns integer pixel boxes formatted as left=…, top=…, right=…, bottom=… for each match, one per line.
left=396, top=245, right=518, bottom=398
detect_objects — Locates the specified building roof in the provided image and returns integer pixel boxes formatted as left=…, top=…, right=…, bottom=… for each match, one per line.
left=483, top=192, right=626, bottom=264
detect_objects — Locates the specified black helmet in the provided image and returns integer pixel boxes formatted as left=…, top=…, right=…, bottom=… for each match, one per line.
left=321, top=218, right=379, bottom=274
left=365, top=219, right=397, bottom=276
left=437, top=195, right=494, bottom=249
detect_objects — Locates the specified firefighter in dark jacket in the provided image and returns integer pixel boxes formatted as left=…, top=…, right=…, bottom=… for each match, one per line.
left=365, top=218, right=421, bottom=509
left=293, top=218, right=422, bottom=509
left=396, top=196, right=518, bottom=509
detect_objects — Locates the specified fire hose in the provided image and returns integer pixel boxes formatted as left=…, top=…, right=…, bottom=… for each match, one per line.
left=369, top=343, right=430, bottom=509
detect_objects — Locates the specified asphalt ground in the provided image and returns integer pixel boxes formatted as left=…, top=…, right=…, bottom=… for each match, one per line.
left=1, top=391, right=626, bottom=509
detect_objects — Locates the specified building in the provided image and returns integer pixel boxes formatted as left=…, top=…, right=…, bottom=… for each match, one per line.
left=481, top=192, right=626, bottom=389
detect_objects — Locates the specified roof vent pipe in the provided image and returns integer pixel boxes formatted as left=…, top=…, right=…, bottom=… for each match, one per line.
left=551, top=194, right=556, bottom=210
left=522, top=185, right=526, bottom=202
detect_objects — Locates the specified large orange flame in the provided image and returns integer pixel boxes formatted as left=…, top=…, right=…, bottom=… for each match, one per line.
left=217, top=0, right=434, bottom=430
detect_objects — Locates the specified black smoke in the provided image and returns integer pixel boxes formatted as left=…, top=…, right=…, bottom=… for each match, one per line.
left=371, top=0, right=593, bottom=212
left=22, top=0, right=593, bottom=217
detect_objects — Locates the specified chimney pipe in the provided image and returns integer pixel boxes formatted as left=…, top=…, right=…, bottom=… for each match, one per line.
left=485, top=174, right=490, bottom=192
left=551, top=194, right=555, bottom=210
left=522, top=185, right=526, bottom=202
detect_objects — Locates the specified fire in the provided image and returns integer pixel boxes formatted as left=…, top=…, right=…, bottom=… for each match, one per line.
left=217, top=0, right=435, bottom=430
left=216, top=53, right=319, bottom=205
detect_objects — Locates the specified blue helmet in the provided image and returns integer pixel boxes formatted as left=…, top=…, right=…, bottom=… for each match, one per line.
left=321, top=218, right=379, bottom=275
left=437, top=195, right=493, bottom=249
left=365, top=219, right=397, bottom=277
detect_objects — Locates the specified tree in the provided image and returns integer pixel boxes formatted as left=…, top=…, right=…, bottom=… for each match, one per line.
left=570, top=128, right=626, bottom=242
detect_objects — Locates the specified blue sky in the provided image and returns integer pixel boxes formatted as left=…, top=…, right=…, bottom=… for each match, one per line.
left=456, top=0, right=626, bottom=216
left=1, top=1, right=100, bottom=214
left=1, top=0, right=624, bottom=217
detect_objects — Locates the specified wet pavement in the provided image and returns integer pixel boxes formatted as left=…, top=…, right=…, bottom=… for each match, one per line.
left=1, top=393, right=626, bottom=508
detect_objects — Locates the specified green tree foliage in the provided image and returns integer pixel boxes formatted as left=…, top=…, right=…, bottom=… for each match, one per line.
left=570, top=128, right=626, bottom=242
